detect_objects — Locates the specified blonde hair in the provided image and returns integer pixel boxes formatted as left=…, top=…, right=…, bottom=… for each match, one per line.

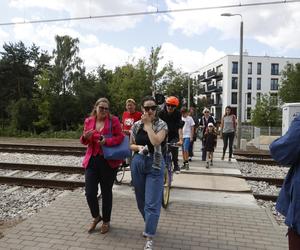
left=203, top=107, right=210, bottom=114
left=91, top=97, right=110, bottom=117
left=126, top=98, right=136, bottom=105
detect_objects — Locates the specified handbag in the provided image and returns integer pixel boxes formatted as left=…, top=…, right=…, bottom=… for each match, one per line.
left=197, top=127, right=204, bottom=140
left=102, top=118, right=131, bottom=160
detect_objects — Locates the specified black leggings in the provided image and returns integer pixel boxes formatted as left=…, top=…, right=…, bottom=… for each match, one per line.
left=85, top=155, right=117, bottom=222
left=222, top=132, right=235, bottom=158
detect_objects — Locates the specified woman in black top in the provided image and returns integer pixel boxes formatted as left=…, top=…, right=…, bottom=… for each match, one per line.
left=130, top=96, right=168, bottom=250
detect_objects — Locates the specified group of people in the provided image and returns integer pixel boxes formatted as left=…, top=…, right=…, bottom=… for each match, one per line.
left=79, top=96, right=238, bottom=250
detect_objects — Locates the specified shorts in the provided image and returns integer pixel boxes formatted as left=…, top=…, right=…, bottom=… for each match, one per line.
left=182, top=138, right=190, bottom=152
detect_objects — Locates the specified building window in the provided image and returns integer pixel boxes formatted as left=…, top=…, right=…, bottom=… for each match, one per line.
left=247, top=93, right=252, bottom=105
left=247, top=107, right=252, bottom=120
left=270, top=93, right=278, bottom=105
left=271, top=63, right=279, bottom=75
left=232, top=62, right=238, bottom=74
left=256, top=92, right=261, bottom=101
left=257, top=62, right=262, bottom=75
left=257, top=78, right=261, bottom=90
left=247, top=78, right=252, bottom=90
left=248, top=62, right=252, bottom=74
left=271, top=78, right=279, bottom=90
left=231, top=92, right=237, bottom=104
left=231, top=77, right=238, bottom=89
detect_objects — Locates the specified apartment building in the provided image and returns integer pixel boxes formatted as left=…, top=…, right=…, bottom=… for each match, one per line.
left=194, top=54, right=300, bottom=122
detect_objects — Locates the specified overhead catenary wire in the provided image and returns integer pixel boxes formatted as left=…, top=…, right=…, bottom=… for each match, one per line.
left=0, top=0, right=299, bottom=26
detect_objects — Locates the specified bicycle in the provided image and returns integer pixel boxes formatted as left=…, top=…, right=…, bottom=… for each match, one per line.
left=115, top=161, right=129, bottom=184
left=162, top=142, right=179, bottom=209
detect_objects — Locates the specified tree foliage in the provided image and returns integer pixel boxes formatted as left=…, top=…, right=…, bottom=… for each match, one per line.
left=0, top=37, right=192, bottom=135
left=251, top=94, right=281, bottom=127
left=279, top=63, right=300, bottom=103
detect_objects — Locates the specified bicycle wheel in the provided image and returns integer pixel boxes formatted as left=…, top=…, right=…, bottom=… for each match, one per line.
left=162, top=167, right=171, bottom=208
left=115, top=164, right=126, bottom=184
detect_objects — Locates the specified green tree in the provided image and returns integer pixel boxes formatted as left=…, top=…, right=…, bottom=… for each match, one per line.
left=49, top=35, right=85, bottom=130
left=0, top=42, right=50, bottom=130
left=251, top=94, right=281, bottom=127
left=108, top=60, right=151, bottom=115
left=52, top=35, right=83, bottom=95
left=279, top=63, right=300, bottom=103
left=8, top=98, right=38, bottom=131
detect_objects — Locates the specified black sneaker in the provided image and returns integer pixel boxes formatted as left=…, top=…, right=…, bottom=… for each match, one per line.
left=206, top=161, right=209, bottom=169
left=173, top=166, right=180, bottom=174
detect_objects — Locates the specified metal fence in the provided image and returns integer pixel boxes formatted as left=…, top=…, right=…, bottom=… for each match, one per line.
left=241, top=125, right=282, bottom=141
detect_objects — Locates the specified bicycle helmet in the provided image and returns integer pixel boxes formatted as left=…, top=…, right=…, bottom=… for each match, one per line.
left=165, top=96, right=179, bottom=107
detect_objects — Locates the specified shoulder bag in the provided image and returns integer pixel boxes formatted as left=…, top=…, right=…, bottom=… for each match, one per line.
left=102, top=118, right=131, bottom=160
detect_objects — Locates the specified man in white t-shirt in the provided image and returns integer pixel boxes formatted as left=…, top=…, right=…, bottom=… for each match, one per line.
left=181, top=107, right=195, bottom=170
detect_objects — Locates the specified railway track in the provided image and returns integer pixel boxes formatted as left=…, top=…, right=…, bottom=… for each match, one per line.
left=234, top=150, right=271, bottom=158
left=253, top=194, right=278, bottom=202
left=0, top=162, right=283, bottom=202
left=0, top=143, right=85, bottom=156
left=233, top=150, right=282, bottom=165
left=0, top=176, right=84, bottom=189
left=243, top=176, right=284, bottom=186
left=0, top=162, right=85, bottom=189
left=236, top=158, right=278, bottom=165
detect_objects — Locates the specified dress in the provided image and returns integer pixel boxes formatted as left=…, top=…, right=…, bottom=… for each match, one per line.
left=204, top=132, right=217, bottom=152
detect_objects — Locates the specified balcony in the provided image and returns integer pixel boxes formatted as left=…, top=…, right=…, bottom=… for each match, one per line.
left=205, top=84, right=223, bottom=93
left=199, top=70, right=223, bottom=82
left=207, top=70, right=223, bottom=80
left=198, top=74, right=206, bottom=82
left=198, top=85, right=206, bottom=94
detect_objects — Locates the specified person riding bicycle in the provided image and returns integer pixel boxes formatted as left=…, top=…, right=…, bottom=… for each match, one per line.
left=158, top=96, right=184, bottom=174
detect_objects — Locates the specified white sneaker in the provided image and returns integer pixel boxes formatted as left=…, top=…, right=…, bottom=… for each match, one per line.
left=144, top=239, right=153, bottom=250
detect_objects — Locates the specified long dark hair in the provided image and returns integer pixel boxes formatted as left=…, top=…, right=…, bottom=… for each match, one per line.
left=141, top=95, right=156, bottom=106
left=141, top=95, right=159, bottom=123
left=224, top=105, right=232, bottom=117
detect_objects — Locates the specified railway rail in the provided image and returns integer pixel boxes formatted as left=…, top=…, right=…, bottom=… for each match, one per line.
left=253, top=194, right=278, bottom=202
left=243, top=176, right=284, bottom=186
left=0, top=143, right=85, bottom=156
left=0, top=176, right=84, bottom=189
left=236, top=158, right=278, bottom=165
left=0, top=161, right=283, bottom=203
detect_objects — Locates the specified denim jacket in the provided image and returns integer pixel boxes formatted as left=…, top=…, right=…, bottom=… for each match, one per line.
left=270, top=115, right=300, bottom=234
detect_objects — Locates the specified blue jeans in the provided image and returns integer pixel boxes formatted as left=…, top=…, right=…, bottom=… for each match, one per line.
left=131, top=153, right=165, bottom=237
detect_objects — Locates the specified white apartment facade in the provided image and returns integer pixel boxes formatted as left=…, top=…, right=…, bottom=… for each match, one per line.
left=194, top=54, right=300, bottom=122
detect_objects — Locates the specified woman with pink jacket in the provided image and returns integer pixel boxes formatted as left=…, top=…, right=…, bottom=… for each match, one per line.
left=80, top=97, right=124, bottom=234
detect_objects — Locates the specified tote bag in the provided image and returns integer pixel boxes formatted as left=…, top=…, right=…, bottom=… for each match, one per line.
left=102, top=118, right=131, bottom=160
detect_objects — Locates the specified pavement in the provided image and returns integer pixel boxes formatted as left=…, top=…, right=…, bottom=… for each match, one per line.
left=0, top=138, right=288, bottom=249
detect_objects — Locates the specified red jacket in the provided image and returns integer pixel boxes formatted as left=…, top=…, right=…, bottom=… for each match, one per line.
left=80, top=115, right=124, bottom=168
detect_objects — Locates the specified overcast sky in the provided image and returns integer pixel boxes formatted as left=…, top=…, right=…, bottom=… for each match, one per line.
left=0, top=0, right=299, bottom=72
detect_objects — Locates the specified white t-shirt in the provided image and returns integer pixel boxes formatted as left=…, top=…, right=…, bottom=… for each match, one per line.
left=182, top=116, right=195, bottom=138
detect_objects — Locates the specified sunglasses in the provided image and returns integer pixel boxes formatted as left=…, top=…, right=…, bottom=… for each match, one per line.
left=143, top=106, right=157, bottom=112
left=166, top=104, right=176, bottom=108
left=98, top=106, right=109, bottom=111
left=204, top=111, right=210, bottom=113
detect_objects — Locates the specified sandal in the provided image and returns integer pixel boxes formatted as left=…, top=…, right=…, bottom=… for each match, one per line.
left=88, top=216, right=102, bottom=233
left=100, top=222, right=110, bottom=234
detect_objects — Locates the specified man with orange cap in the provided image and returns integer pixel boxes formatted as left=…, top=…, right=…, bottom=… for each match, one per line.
left=158, top=96, right=184, bottom=173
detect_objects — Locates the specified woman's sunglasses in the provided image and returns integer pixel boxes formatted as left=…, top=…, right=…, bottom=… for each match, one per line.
left=98, top=106, right=109, bottom=111
left=143, top=106, right=157, bottom=111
